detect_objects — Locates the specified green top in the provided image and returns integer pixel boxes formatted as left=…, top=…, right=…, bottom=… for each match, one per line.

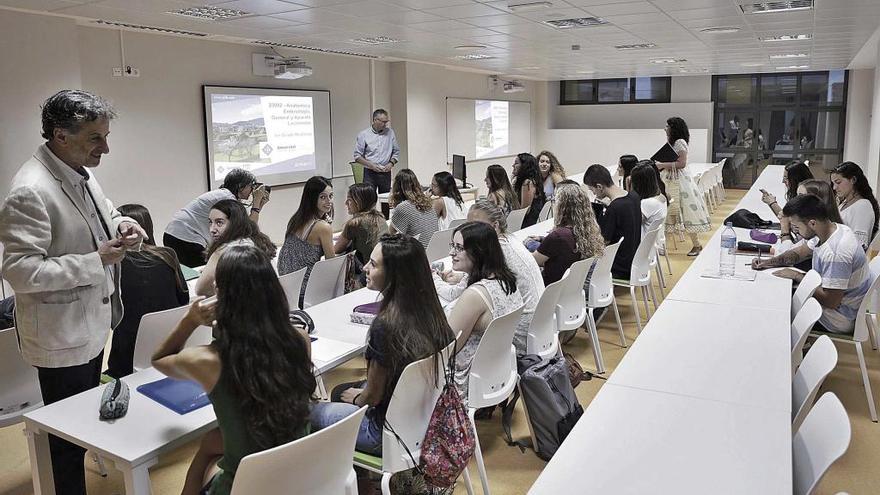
left=207, top=368, right=310, bottom=495
left=342, top=212, right=387, bottom=265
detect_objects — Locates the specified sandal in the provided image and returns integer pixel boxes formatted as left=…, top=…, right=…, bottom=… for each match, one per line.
left=686, top=246, right=702, bottom=257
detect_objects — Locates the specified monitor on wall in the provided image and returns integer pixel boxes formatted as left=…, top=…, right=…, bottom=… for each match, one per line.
left=203, top=85, right=333, bottom=189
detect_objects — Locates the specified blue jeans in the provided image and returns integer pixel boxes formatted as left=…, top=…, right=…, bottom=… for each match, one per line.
left=310, top=402, right=383, bottom=455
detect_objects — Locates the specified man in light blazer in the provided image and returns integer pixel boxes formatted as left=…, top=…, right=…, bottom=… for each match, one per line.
left=0, top=90, right=145, bottom=495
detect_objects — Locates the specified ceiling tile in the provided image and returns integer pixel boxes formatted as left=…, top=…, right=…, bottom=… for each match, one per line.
left=423, top=3, right=503, bottom=19
left=213, top=0, right=310, bottom=15
left=270, top=7, right=356, bottom=22
left=407, top=18, right=473, bottom=32
left=583, top=1, right=658, bottom=17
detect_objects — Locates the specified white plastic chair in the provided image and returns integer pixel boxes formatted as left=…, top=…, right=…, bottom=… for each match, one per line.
left=426, top=227, right=455, bottom=262
left=792, top=392, right=851, bottom=495
left=133, top=304, right=213, bottom=371
left=612, top=228, right=661, bottom=334
left=352, top=343, right=469, bottom=495
left=526, top=276, right=565, bottom=361
left=467, top=305, right=525, bottom=495
left=537, top=201, right=553, bottom=222
left=696, top=171, right=716, bottom=212
left=791, top=298, right=823, bottom=375
left=792, top=270, right=822, bottom=321
left=557, top=258, right=607, bottom=372
left=810, top=265, right=880, bottom=422
left=792, top=335, right=838, bottom=432
left=587, top=240, right=626, bottom=350
left=865, top=256, right=880, bottom=349
left=231, top=406, right=367, bottom=494
left=0, top=327, right=43, bottom=428
left=279, top=267, right=307, bottom=310
left=506, top=207, right=529, bottom=232
left=302, top=255, right=349, bottom=309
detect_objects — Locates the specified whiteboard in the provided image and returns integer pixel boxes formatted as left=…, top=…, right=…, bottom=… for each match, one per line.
left=446, top=97, right=531, bottom=162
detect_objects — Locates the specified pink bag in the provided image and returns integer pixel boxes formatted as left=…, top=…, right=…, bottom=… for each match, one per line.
left=418, top=381, right=476, bottom=488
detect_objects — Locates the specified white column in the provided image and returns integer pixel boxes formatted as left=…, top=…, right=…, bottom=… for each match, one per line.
left=867, top=36, right=880, bottom=189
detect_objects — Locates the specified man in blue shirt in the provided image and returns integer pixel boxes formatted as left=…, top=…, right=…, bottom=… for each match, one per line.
left=353, top=109, right=400, bottom=215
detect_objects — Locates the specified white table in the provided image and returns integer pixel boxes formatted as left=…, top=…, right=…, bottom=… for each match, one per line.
left=528, top=384, right=792, bottom=495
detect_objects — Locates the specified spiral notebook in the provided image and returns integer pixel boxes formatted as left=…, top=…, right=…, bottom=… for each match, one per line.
left=137, top=377, right=211, bottom=414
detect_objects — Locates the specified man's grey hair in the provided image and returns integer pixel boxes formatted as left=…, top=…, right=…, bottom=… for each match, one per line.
left=372, top=108, right=388, bottom=120
left=41, top=90, right=117, bottom=140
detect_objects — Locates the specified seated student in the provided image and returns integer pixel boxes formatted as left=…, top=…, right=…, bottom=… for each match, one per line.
left=436, top=199, right=545, bottom=353
left=432, top=171, right=467, bottom=230
left=513, top=153, right=547, bottom=228
left=537, top=150, right=567, bottom=200
left=334, top=183, right=387, bottom=266
left=630, top=162, right=668, bottom=253
left=316, top=234, right=455, bottom=454
left=195, top=200, right=276, bottom=297
left=152, top=245, right=317, bottom=495
left=107, top=204, right=190, bottom=378
left=617, top=154, right=639, bottom=190
left=389, top=169, right=439, bottom=248
left=753, top=194, right=870, bottom=334
left=831, top=162, right=879, bottom=250
left=164, top=168, right=269, bottom=268
left=278, top=176, right=335, bottom=305
left=760, top=161, right=813, bottom=219
left=531, top=182, right=605, bottom=286
left=485, top=164, right=519, bottom=215
left=583, top=165, right=642, bottom=280
left=775, top=179, right=843, bottom=258
left=447, top=222, right=523, bottom=401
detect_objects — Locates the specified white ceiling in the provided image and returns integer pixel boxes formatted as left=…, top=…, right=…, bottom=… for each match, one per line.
left=2, top=0, right=879, bottom=80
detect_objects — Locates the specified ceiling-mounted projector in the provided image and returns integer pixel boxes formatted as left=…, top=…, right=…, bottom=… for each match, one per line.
left=252, top=53, right=313, bottom=79
left=502, top=80, right=525, bottom=93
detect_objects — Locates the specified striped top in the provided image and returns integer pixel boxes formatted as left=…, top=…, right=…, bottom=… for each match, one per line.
left=390, top=200, right=439, bottom=248
left=808, top=223, right=871, bottom=334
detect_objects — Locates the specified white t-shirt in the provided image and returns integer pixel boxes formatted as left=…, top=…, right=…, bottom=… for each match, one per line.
left=165, top=189, right=236, bottom=246
left=808, top=223, right=871, bottom=334
left=640, top=196, right=667, bottom=248
left=839, top=198, right=875, bottom=250
left=438, top=196, right=467, bottom=231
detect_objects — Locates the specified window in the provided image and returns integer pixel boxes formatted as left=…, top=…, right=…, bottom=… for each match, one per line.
left=560, top=76, right=670, bottom=104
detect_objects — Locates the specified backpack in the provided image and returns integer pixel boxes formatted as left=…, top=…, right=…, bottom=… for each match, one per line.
left=501, top=354, right=583, bottom=461
left=724, top=209, right=774, bottom=229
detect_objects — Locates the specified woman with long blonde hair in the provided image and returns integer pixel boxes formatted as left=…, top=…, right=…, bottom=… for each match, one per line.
left=537, top=150, right=567, bottom=200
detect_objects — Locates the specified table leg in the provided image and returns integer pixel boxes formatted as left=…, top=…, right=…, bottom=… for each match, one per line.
left=121, top=458, right=157, bottom=495
left=24, top=423, right=56, bottom=495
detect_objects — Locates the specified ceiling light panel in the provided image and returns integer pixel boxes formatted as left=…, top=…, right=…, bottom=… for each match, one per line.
left=739, top=1, right=814, bottom=15
left=349, top=36, right=403, bottom=45
left=759, top=33, right=812, bottom=41
left=507, top=1, right=552, bottom=12
left=253, top=40, right=379, bottom=58
left=167, top=6, right=251, bottom=21
left=699, top=26, right=742, bottom=34
left=651, top=58, right=687, bottom=64
left=544, top=17, right=609, bottom=29
left=775, top=64, right=810, bottom=69
left=769, top=53, right=809, bottom=58
left=93, top=19, right=209, bottom=37
left=452, top=54, right=497, bottom=60
left=615, top=43, right=657, bottom=50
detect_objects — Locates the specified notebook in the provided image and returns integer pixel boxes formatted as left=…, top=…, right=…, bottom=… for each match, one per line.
left=180, top=265, right=201, bottom=281
left=650, top=143, right=679, bottom=163
left=137, top=377, right=211, bottom=414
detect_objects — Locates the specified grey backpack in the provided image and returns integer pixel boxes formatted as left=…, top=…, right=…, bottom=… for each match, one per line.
left=501, top=354, right=583, bottom=461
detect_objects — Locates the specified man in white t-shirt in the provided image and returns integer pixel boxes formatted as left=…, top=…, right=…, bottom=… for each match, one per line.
left=753, top=194, right=870, bottom=334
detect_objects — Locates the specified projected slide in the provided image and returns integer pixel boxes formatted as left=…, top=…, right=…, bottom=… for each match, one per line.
left=209, top=93, right=315, bottom=180
left=475, top=100, right=509, bottom=159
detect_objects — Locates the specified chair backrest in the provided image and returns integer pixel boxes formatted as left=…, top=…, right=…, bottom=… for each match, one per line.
left=791, top=298, right=823, bottom=374
left=278, top=267, right=307, bottom=310
left=792, top=270, right=822, bottom=320
left=852, top=262, right=880, bottom=343
left=468, top=305, right=525, bottom=409
left=537, top=201, right=553, bottom=222
left=349, top=161, right=364, bottom=183
left=303, top=255, right=349, bottom=309
left=231, top=406, right=368, bottom=495
left=526, top=276, right=566, bottom=360
left=382, top=342, right=454, bottom=473
left=629, top=227, right=661, bottom=285
left=0, top=327, right=43, bottom=428
left=868, top=256, right=880, bottom=313
left=588, top=239, right=623, bottom=309
left=556, top=257, right=595, bottom=331
left=448, top=218, right=467, bottom=229
left=133, top=304, right=213, bottom=371
left=506, top=207, right=530, bottom=232
left=425, top=227, right=455, bottom=262
left=792, top=335, right=838, bottom=432
left=793, top=392, right=851, bottom=495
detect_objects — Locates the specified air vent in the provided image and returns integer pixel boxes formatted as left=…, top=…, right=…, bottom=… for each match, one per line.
left=615, top=43, right=656, bottom=50
left=452, top=54, right=496, bottom=60
left=349, top=36, right=403, bottom=45
left=167, top=6, right=250, bottom=21
left=94, top=20, right=209, bottom=37
left=544, top=17, right=608, bottom=29
left=252, top=40, right=379, bottom=59
left=740, top=1, right=813, bottom=14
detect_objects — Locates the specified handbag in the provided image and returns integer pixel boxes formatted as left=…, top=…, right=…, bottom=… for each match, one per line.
left=99, top=378, right=130, bottom=420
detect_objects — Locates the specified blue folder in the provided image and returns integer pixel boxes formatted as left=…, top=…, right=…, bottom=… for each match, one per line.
left=137, top=377, right=211, bottom=414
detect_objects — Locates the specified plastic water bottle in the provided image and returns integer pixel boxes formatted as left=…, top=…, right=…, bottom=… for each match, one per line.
left=720, top=222, right=736, bottom=277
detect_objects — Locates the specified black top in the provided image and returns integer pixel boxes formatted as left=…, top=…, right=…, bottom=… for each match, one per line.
left=364, top=318, right=391, bottom=427
left=522, top=195, right=546, bottom=229
left=537, top=226, right=580, bottom=285
left=597, top=191, right=642, bottom=280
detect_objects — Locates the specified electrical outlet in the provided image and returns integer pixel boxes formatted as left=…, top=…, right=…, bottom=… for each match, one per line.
left=112, top=67, right=123, bottom=77
left=124, top=66, right=140, bottom=77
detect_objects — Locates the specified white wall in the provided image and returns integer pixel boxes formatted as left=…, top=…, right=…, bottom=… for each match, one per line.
left=844, top=69, right=873, bottom=168
left=868, top=37, right=880, bottom=188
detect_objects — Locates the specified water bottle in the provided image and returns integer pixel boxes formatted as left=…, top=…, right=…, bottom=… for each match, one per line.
left=720, top=222, right=736, bottom=277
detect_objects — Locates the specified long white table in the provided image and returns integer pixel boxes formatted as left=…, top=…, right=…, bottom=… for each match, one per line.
left=531, top=165, right=794, bottom=494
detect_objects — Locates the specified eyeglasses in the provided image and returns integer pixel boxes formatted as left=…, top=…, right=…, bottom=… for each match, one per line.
left=448, top=242, right=465, bottom=254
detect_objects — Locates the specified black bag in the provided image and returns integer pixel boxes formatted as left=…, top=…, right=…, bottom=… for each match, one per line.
left=724, top=209, right=774, bottom=229
left=501, top=354, right=583, bottom=461
left=0, top=295, right=14, bottom=330
left=737, top=241, right=772, bottom=254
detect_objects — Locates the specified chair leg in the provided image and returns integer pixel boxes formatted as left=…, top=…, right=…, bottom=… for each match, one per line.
left=316, top=375, right=329, bottom=400
left=641, top=286, right=652, bottom=319
left=344, top=469, right=358, bottom=495
left=381, top=472, right=392, bottom=495
left=869, top=313, right=878, bottom=351
left=663, top=250, right=673, bottom=276
left=518, top=381, right=539, bottom=452
left=648, top=281, right=660, bottom=312
left=855, top=342, right=878, bottom=422
left=655, top=265, right=666, bottom=297
left=585, top=311, right=605, bottom=374
left=467, top=409, right=491, bottom=495
left=610, top=298, right=627, bottom=347
left=630, top=286, right=642, bottom=333
left=461, top=464, right=475, bottom=495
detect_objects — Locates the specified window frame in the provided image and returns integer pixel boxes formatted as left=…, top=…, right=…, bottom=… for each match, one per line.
left=559, top=76, right=671, bottom=105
